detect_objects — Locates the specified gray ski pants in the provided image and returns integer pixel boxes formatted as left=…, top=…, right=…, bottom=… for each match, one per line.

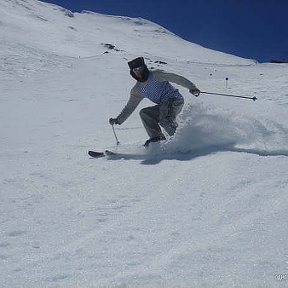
left=139, top=97, right=184, bottom=138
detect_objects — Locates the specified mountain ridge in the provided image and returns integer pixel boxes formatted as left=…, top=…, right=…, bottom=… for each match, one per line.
left=0, top=0, right=255, bottom=64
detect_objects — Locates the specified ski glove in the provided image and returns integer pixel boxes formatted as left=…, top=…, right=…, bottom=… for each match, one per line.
left=190, top=87, right=200, bottom=97
left=109, top=118, right=119, bottom=125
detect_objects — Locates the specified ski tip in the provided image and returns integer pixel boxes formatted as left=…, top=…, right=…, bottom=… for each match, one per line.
left=88, top=151, right=105, bottom=158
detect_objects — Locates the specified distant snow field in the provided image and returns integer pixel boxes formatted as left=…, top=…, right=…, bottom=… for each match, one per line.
left=1, top=0, right=288, bottom=287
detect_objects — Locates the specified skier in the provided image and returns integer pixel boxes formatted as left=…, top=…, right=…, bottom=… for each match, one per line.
left=109, top=57, right=200, bottom=147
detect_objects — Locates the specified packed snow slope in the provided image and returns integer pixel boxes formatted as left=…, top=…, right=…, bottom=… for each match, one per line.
left=1, top=0, right=288, bottom=287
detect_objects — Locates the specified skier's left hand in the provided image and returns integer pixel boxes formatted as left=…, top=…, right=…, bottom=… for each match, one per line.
left=109, top=118, right=119, bottom=125
left=190, top=87, right=200, bottom=97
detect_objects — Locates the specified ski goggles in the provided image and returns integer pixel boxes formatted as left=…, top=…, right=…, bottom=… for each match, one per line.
left=132, top=65, right=145, bottom=72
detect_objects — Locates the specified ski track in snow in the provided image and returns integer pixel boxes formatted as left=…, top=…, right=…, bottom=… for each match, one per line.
left=1, top=1, right=288, bottom=287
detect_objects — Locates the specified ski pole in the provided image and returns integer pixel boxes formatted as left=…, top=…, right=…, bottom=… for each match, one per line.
left=201, top=91, right=257, bottom=101
left=111, top=124, right=120, bottom=146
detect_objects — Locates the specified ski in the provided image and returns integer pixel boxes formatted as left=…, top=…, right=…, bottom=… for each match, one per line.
left=88, top=150, right=121, bottom=158
left=104, top=150, right=118, bottom=156
left=104, top=149, right=146, bottom=159
left=88, top=149, right=146, bottom=159
left=88, top=150, right=105, bottom=158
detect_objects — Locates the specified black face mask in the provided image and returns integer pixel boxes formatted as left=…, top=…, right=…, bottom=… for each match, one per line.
left=130, top=65, right=150, bottom=82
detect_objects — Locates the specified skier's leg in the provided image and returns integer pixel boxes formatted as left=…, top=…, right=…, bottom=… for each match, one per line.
left=139, top=105, right=165, bottom=139
left=159, top=97, right=184, bottom=136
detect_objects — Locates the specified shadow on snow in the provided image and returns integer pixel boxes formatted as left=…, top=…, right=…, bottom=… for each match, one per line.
left=106, top=144, right=288, bottom=165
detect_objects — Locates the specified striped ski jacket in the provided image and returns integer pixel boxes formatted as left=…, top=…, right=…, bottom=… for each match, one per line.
left=117, top=70, right=196, bottom=124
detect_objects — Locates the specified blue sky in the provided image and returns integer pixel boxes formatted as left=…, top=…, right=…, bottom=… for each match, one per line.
left=41, top=0, right=288, bottom=62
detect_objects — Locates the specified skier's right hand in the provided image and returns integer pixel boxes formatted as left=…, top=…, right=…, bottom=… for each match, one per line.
left=109, top=118, right=119, bottom=125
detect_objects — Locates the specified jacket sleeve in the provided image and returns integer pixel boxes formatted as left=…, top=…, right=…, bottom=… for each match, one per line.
left=153, top=70, right=197, bottom=90
left=116, top=86, right=143, bottom=124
